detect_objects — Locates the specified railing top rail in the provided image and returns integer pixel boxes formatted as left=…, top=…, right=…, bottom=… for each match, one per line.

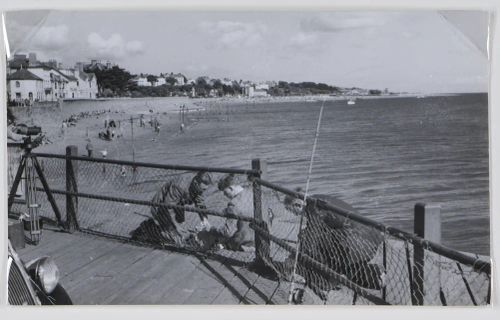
left=44, top=187, right=255, bottom=223
left=254, top=177, right=491, bottom=275
left=32, top=152, right=260, bottom=176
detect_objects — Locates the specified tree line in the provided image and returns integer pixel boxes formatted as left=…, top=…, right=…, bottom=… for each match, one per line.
left=87, top=64, right=381, bottom=98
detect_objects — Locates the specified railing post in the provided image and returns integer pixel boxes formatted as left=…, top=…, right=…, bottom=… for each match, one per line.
left=66, top=146, right=79, bottom=232
left=413, top=203, right=441, bottom=306
left=252, top=158, right=270, bottom=267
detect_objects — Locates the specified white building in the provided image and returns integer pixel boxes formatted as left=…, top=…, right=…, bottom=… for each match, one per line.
left=243, top=83, right=269, bottom=97
left=28, top=65, right=70, bottom=101
left=166, top=73, right=186, bottom=86
left=7, top=69, right=44, bottom=105
left=255, top=83, right=270, bottom=91
left=131, top=76, right=152, bottom=87
left=155, top=77, right=166, bottom=86
left=61, top=65, right=98, bottom=99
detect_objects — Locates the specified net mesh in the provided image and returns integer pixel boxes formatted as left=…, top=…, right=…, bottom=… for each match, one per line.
left=8, top=151, right=491, bottom=305
left=253, top=182, right=491, bottom=305
left=32, top=156, right=257, bottom=263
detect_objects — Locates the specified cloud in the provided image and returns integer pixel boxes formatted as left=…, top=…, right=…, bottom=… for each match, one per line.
left=288, top=32, right=319, bottom=47
left=301, top=13, right=386, bottom=33
left=199, top=20, right=267, bottom=48
left=31, top=25, right=69, bottom=50
left=87, top=32, right=144, bottom=60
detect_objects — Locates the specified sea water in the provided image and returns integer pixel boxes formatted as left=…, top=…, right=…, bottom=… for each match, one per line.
left=37, top=93, right=491, bottom=255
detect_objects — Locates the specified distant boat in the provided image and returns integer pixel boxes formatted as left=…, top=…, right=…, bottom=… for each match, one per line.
left=416, top=95, right=426, bottom=99
left=347, top=98, right=356, bottom=105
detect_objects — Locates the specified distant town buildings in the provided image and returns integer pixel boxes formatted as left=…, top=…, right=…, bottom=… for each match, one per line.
left=130, top=75, right=152, bottom=87
left=130, top=72, right=187, bottom=87
left=242, top=81, right=270, bottom=97
left=7, top=53, right=98, bottom=105
left=6, top=53, right=391, bottom=103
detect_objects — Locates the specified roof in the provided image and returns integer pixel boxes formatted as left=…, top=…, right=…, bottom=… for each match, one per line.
left=7, top=69, right=43, bottom=81
left=78, top=71, right=96, bottom=81
left=64, top=74, right=78, bottom=81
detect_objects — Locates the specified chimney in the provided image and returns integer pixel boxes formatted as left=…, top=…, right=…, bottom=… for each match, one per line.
left=28, top=53, right=37, bottom=66
left=48, top=59, right=57, bottom=68
left=75, top=62, right=84, bottom=72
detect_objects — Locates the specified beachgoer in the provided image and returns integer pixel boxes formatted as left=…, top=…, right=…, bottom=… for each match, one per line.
left=86, top=140, right=94, bottom=158
left=180, top=123, right=185, bottom=133
left=283, top=193, right=383, bottom=301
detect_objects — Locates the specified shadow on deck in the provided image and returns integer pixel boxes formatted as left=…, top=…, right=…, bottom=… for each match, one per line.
left=17, top=227, right=299, bottom=305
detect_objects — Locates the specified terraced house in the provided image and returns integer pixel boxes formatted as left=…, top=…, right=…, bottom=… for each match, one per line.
left=7, top=53, right=98, bottom=105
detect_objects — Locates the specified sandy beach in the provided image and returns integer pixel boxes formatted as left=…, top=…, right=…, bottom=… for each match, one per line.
left=9, top=97, right=201, bottom=158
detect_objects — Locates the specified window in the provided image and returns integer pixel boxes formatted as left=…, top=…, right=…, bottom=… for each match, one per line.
left=28, top=92, right=33, bottom=100
left=15, top=93, right=21, bottom=99
left=72, top=93, right=74, bottom=98
left=77, top=81, right=79, bottom=87
left=55, top=82, right=57, bottom=89
left=15, top=81, right=20, bottom=88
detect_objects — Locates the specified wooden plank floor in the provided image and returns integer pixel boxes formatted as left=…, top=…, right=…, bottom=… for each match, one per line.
left=15, top=227, right=490, bottom=305
left=15, top=227, right=298, bottom=305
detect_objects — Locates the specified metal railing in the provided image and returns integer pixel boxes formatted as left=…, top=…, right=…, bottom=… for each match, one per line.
left=7, top=146, right=491, bottom=305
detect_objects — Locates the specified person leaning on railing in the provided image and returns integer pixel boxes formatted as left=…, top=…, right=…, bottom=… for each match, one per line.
left=283, top=192, right=384, bottom=301
left=130, top=171, right=214, bottom=247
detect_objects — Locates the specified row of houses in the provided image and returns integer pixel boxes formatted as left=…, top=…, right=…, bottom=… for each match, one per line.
left=131, top=72, right=187, bottom=87
left=6, top=53, right=98, bottom=105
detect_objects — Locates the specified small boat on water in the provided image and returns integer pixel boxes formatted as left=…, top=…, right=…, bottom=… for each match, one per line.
left=347, top=98, right=356, bottom=105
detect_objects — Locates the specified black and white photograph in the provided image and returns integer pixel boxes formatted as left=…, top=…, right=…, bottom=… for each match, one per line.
left=4, top=8, right=492, bottom=306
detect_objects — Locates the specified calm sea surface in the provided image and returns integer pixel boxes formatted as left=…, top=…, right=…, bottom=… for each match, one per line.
left=49, top=94, right=491, bottom=255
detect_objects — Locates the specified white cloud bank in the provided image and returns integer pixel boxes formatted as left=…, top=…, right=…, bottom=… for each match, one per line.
left=31, top=25, right=69, bottom=50
left=87, top=32, right=144, bottom=60
left=301, top=13, right=387, bottom=33
left=199, top=20, right=267, bottom=48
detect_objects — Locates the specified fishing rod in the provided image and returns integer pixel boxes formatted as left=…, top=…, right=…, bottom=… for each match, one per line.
left=287, top=98, right=326, bottom=304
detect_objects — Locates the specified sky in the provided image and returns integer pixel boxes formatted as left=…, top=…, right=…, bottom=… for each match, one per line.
left=4, top=10, right=491, bottom=93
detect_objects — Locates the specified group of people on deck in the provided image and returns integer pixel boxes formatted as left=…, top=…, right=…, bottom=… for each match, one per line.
left=130, top=172, right=255, bottom=251
left=130, top=170, right=384, bottom=302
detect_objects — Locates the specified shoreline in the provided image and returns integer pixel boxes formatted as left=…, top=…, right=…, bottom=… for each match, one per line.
left=9, top=91, right=482, bottom=158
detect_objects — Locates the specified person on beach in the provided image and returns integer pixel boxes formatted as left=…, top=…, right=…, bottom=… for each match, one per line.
left=282, top=192, right=383, bottom=301
left=130, top=172, right=214, bottom=247
left=86, top=139, right=94, bottom=158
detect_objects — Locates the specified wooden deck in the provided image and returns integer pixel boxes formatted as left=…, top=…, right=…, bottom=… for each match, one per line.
left=16, top=226, right=324, bottom=305
left=15, top=225, right=490, bottom=305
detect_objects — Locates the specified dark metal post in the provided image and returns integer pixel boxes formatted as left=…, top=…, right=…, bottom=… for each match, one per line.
left=66, top=146, right=79, bottom=232
left=413, top=203, right=441, bottom=306
left=32, top=157, right=64, bottom=228
left=8, top=156, right=26, bottom=211
left=252, top=158, right=270, bottom=267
